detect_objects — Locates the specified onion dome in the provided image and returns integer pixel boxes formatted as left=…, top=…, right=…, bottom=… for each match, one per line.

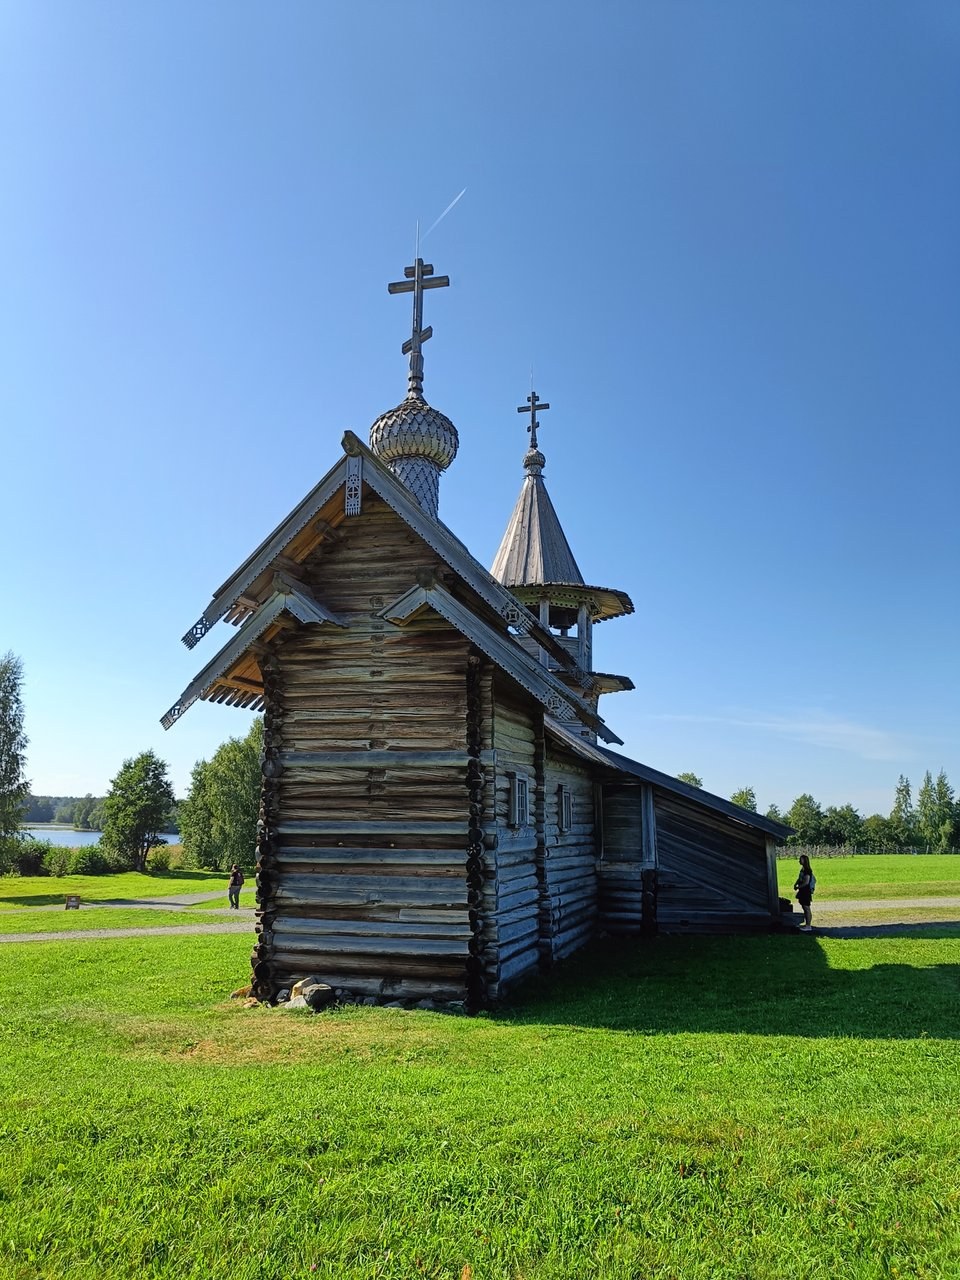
left=372, top=255, right=458, bottom=518
left=369, top=392, right=459, bottom=518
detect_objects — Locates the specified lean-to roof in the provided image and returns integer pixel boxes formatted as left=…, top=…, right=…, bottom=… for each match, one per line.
left=545, top=719, right=794, bottom=840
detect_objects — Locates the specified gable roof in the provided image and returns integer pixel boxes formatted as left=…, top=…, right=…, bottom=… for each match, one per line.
left=179, top=430, right=596, bottom=681
left=161, top=579, right=345, bottom=729
left=545, top=718, right=794, bottom=840
left=169, top=431, right=617, bottom=741
left=381, top=578, right=622, bottom=745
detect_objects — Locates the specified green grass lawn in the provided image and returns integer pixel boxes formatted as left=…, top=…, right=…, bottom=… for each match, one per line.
left=0, top=869, right=232, bottom=911
left=2, top=930, right=959, bottom=1279
left=0, top=906, right=253, bottom=935
left=778, top=853, right=960, bottom=901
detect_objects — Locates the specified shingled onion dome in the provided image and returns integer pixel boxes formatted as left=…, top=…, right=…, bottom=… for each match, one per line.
left=369, top=392, right=458, bottom=519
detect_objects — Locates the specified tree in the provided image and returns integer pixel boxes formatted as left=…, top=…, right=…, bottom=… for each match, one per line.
left=100, top=751, right=176, bottom=872
left=180, top=719, right=263, bottom=870
left=785, top=794, right=824, bottom=845
left=822, top=803, right=863, bottom=847
left=917, top=769, right=954, bottom=852
left=0, top=653, right=29, bottom=849
left=861, top=813, right=896, bottom=852
left=677, top=772, right=703, bottom=789
left=890, top=775, right=916, bottom=849
left=730, top=786, right=757, bottom=812
left=765, top=802, right=784, bottom=823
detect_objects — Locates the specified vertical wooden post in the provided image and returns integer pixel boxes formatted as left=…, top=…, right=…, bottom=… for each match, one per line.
left=465, top=652, right=489, bottom=1011
left=577, top=603, right=591, bottom=671
left=539, top=597, right=551, bottom=667
left=640, top=784, right=658, bottom=936
left=533, top=710, right=551, bottom=969
left=765, top=837, right=781, bottom=916
left=251, top=645, right=283, bottom=1001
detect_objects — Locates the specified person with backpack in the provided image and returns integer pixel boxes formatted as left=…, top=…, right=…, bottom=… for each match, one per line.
left=794, top=854, right=816, bottom=931
left=227, top=864, right=245, bottom=910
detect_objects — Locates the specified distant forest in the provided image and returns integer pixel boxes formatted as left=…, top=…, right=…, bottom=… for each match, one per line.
left=23, top=793, right=180, bottom=833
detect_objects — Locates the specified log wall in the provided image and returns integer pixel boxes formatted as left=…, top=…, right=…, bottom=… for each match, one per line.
left=541, top=748, right=599, bottom=960
left=253, top=496, right=474, bottom=1002
left=483, top=682, right=541, bottom=999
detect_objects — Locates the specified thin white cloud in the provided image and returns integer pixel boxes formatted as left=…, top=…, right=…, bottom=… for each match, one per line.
left=650, top=709, right=906, bottom=762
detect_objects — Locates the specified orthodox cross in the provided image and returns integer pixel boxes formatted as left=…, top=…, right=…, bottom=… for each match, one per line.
left=387, top=257, right=450, bottom=396
left=517, top=390, right=550, bottom=450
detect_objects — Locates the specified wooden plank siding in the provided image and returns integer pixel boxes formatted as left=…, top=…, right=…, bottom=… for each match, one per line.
left=599, top=785, right=645, bottom=932
left=542, top=748, right=598, bottom=960
left=254, top=496, right=475, bottom=1002
left=484, top=683, right=541, bottom=998
left=654, top=791, right=773, bottom=931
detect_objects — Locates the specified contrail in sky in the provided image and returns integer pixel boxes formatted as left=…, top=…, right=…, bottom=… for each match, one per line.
left=423, top=188, right=467, bottom=241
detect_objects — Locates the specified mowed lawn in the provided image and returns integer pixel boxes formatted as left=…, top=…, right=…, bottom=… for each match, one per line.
left=2, top=923, right=960, bottom=1279
left=778, top=853, right=960, bottom=901
left=0, top=869, right=232, bottom=911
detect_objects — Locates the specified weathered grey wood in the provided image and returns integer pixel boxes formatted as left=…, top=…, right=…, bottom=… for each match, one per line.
left=279, top=750, right=495, bottom=767
left=275, top=820, right=468, bottom=836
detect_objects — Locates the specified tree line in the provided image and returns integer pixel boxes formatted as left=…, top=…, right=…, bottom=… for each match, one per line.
left=677, top=771, right=960, bottom=851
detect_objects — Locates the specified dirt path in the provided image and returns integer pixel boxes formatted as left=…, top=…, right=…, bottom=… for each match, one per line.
left=1, top=891, right=233, bottom=914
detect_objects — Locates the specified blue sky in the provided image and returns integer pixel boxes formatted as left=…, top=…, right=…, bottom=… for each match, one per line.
left=2, top=2, right=958, bottom=816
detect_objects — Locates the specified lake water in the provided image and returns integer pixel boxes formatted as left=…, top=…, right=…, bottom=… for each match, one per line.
left=20, top=827, right=179, bottom=847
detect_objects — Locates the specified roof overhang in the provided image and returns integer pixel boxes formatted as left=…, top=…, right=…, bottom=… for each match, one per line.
left=545, top=718, right=794, bottom=839
left=178, top=430, right=593, bottom=688
left=505, top=582, right=634, bottom=623
left=381, top=579, right=623, bottom=745
left=162, top=579, right=345, bottom=729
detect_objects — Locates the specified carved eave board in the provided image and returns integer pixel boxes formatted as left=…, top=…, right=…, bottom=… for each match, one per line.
left=380, top=580, right=622, bottom=745
left=162, top=581, right=346, bottom=729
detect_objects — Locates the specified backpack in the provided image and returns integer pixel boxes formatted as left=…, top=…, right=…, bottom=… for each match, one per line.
left=808, top=872, right=816, bottom=894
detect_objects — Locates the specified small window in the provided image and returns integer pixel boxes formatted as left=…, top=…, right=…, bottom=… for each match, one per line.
left=508, top=773, right=529, bottom=827
left=558, top=785, right=574, bottom=833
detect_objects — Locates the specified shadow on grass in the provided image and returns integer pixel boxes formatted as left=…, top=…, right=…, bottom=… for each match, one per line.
left=498, top=931, right=960, bottom=1040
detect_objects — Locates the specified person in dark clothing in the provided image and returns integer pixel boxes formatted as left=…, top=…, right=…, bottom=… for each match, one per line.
left=794, top=854, right=815, bottom=931
left=228, top=864, right=245, bottom=909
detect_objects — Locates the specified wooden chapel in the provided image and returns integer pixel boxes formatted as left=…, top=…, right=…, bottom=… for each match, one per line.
left=163, top=257, right=790, bottom=1008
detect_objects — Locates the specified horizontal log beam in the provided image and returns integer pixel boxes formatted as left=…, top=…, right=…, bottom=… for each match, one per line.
left=276, top=820, right=468, bottom=836
left=279, top=750, right=495, bottom=768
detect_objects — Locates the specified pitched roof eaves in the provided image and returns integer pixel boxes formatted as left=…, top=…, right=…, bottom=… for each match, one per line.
left=381, top=582, right=622, bottom=745
left=180, top=456, right=350, bottom=648
left=163, top=584, right=345, bottom=730
left=544, top=719, right=794, bottom=839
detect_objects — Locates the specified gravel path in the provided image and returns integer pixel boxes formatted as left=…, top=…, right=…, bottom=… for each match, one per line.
left=3, top=897, right=959, bottom=946
left=815, top=896, right=960, bottom=912
left=2, top=891, right=232, bottom=914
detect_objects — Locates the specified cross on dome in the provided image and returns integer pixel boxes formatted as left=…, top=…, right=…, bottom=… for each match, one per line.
left=387, top=257, right=450, bottom=397
left=517, top=390, right=550, bottom=450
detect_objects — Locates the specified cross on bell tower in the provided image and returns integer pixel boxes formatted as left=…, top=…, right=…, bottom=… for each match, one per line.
left=517, top=390, right=550, bottom=451
left=387, top=257, right=450, bottom=397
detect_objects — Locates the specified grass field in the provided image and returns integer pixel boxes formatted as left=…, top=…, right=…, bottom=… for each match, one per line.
left=2, top=913, right=960, bottom=1278
left=778, top=853, right=960, bottom=901
left=0, top=869, right=232, bottom=911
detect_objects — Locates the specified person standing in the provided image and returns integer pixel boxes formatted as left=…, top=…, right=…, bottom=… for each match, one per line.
left=228, top=863, right=245, bottom=910
left=794, top=854, right=816, bottom=931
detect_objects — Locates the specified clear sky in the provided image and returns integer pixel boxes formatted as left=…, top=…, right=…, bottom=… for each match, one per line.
left=2, top=2, right=958, bottom=817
